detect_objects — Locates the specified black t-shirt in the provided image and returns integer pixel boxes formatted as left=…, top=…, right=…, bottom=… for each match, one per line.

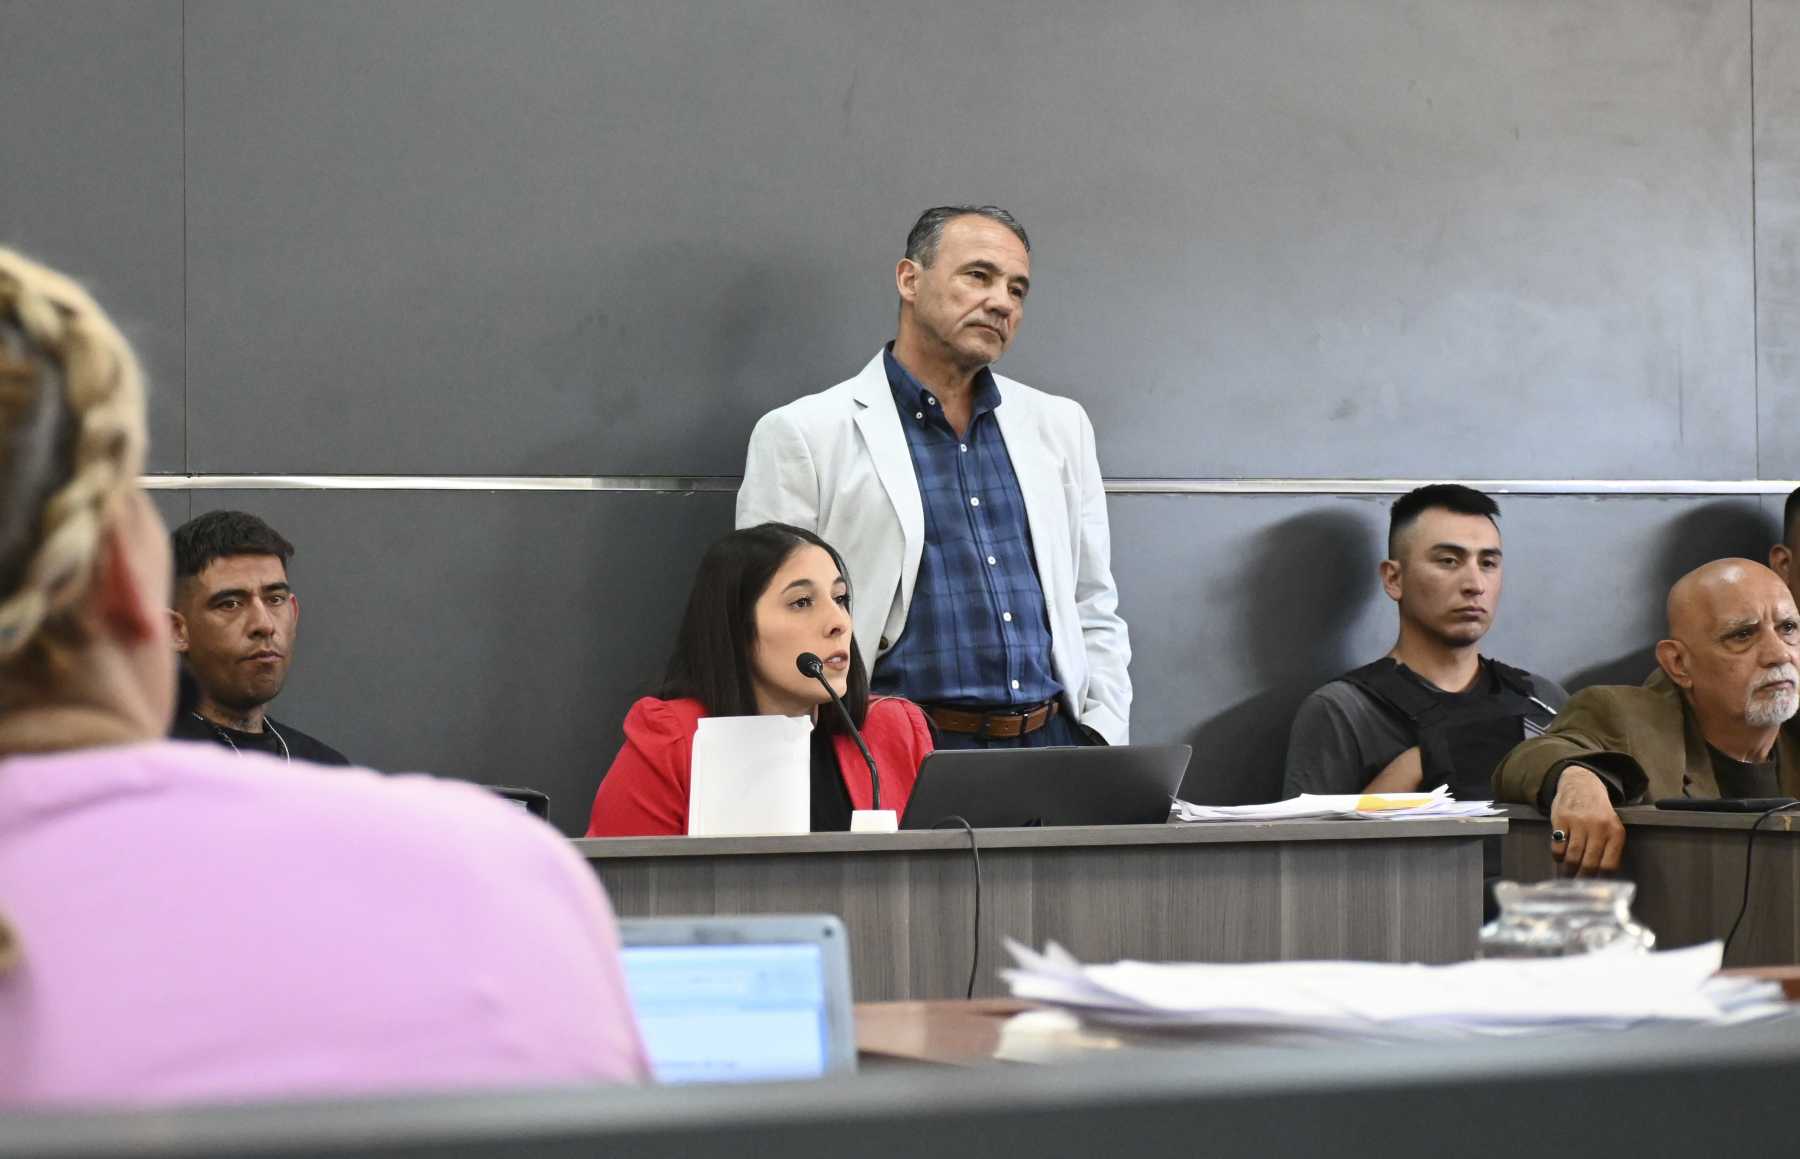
left=169, top=711, right=351, bottom=767
left=1706, top=743, right=1782, bottom=799
left=1404, top=661, right=1501, bottom=707
left=809, top=727, right=854, bottom=832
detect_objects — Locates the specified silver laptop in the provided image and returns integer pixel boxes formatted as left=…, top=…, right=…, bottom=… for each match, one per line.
left=616, top=914, right=857, bottom=1084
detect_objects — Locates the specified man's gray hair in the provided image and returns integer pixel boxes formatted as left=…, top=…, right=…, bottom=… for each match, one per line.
left=904, top=205, right=1031, bottom=267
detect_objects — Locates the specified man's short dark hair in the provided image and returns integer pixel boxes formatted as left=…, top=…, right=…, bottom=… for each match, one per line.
left=904, top=205, right=1031, bottom=268
left=1387, top=484, right=1500, bottom=559
left=1785, top=486, right=1800, bottom=546
left=172, top=510, right=295, bottom=582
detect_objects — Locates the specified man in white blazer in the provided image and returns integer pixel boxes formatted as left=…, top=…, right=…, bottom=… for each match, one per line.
left=736, top=206, right=1131, bottom=747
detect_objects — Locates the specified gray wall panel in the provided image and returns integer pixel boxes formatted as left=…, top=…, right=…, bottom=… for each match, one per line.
left=184, top=1, right=1754, bottom=478
left=1759, top=0, right=1800, bottom=474
left=194, top=489, right=736, bottom=834
left=151, top=490, right=192, bottom=537
left=1764, top=491, right=1788, bottom=541
left=0, top=0, right=185, bottom=472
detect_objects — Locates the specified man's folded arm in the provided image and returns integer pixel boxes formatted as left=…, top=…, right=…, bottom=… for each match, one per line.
left=1492, top=732, right=1649, bottom=812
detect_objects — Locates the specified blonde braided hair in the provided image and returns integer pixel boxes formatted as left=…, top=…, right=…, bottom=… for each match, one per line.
left=0, top=250, right=148, bottom=979
left=0, top=247, right=146, bottom=685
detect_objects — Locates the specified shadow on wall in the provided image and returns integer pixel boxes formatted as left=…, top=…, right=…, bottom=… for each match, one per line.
left=1180, top=507, right=1381, bottom=805
left=1564, top=499, right=1779, bottom=692
left=480, top=491, right=739, bottom=835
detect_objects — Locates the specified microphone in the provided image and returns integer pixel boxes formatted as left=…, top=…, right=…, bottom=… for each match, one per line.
left=797, top=651, right=893, bottom=830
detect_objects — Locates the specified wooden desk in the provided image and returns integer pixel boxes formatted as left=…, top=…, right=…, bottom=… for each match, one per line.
left=1502, top=804, right=1800, bottom=966
left=577, top=817, right=1503, bottom=1000
left=856, top=999, right=1032, bottom=1066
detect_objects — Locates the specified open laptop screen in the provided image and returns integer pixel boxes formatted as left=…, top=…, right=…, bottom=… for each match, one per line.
left=620, top=941, right=832, bottom=1084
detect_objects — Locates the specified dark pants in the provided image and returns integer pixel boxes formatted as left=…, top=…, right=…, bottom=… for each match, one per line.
left=928, top=708, right=1098, bottom=751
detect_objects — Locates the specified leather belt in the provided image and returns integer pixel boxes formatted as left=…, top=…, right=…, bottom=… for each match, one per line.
left=924, top=699, right=1060, bottom=739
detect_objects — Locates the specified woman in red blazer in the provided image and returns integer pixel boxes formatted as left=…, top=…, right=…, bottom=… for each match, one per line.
left=587, top=524, right=933, bottom=837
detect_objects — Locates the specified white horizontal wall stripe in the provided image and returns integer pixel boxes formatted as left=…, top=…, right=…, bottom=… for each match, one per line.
left=140, top=475, right=1800, bottom=497
left=142, top=474, right=741, bottom=493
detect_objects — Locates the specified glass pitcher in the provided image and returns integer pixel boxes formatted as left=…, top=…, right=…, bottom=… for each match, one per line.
left=1478, top=879, right=1657, bottom=958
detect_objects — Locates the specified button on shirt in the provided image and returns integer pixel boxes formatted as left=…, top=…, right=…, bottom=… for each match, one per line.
left=871, top=347, right=1061, bottom=708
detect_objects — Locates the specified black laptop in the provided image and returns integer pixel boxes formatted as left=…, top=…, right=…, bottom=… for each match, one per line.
left=898, top=743, right=1193, bottom=829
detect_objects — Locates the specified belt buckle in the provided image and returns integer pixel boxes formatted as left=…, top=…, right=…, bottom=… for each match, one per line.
left=974, top=706, right=1023, bottom=741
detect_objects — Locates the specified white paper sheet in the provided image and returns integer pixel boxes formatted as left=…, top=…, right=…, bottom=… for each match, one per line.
left=1170, top=785, right=1501, bottom=823
left=686, top=714, right=813, bottom=837
left=1002, top=940, right=1789, bottom=1041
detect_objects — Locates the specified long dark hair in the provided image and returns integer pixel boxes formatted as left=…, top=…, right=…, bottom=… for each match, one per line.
left=658, top=523, right=870, bottom=734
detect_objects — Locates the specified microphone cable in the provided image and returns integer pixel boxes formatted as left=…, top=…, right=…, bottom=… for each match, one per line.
left=932, top=815, right=982, bottom=999
left=1723, top=799, right=1800, bottom=959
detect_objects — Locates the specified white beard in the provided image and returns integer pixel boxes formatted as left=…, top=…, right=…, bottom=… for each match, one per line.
left=1746, top=692, right=1798, bottom=728
left=1745, top=666, right=1800, bottom=727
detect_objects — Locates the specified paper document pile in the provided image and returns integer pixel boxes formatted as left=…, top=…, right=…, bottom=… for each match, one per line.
left=1171, top=785, right=1498, bottom=823
left=1003, top=941, right=1786, bottom=1041
left=687, top=714, right=812, bottom=836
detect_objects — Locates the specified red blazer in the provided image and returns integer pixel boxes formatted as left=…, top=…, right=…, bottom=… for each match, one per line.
left=585, top=696, right=934, bottom=837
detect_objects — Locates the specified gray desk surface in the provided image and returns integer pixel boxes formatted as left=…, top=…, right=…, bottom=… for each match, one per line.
left=9, top=1014, right=1800, bottom=1159
left=579, top=818, right=1503, bottom=999
left=1503, top=804, right=1800, bottom=966
left=1501, top=803, right=1800, bottom=832
left=573, top=816, right=1508, bottom=858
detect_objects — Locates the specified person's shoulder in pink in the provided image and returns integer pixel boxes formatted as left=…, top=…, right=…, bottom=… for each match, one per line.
left=0, top=740, right=650, bottom=1108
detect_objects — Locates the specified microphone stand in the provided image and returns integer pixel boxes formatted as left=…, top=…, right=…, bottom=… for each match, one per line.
left=797, top=652, right=896, bottom=833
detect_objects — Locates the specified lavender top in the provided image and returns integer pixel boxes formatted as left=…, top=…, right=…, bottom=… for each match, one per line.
left=0, top=740, right=648, bottom=1108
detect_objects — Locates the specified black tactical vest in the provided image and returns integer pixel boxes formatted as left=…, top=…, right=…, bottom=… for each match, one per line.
left=1340, top=657, right=1555, bottom=801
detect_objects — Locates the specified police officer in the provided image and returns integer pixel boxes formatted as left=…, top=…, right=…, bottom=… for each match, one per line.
left=1283, top=485, right=1567, bottom=802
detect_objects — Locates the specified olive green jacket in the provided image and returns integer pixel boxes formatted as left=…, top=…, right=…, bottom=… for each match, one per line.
left=1491, top=669, right=1800, bottom=806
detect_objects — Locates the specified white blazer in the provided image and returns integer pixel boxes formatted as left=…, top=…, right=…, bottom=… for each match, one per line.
left=736, top=351, right=1132, bottom=744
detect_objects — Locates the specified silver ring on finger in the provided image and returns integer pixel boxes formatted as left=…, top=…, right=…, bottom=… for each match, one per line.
left=1551, top=829, right=1567, bottom=844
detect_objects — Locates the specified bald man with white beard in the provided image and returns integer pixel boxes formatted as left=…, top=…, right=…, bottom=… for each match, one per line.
left=1494, top=559, right=1800, bottom=876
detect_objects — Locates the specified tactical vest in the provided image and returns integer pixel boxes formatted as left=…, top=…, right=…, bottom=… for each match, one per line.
left=1340, top=657, right=1554, bottom=802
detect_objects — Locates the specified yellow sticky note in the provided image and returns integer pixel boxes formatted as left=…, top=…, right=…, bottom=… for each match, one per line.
left=1354, top=795, right=1435, bottom=812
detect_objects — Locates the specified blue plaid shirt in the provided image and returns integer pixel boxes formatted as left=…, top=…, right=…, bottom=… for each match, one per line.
left=870, top=347, right=1062, bottom=708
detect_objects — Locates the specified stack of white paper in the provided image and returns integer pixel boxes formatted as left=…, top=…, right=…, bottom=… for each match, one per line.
left=687, top=714, right=813, bottom=836
left=1171, top=785, right=1500, bottom=823
left=1002, top=940, right=1787, bottom=1041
